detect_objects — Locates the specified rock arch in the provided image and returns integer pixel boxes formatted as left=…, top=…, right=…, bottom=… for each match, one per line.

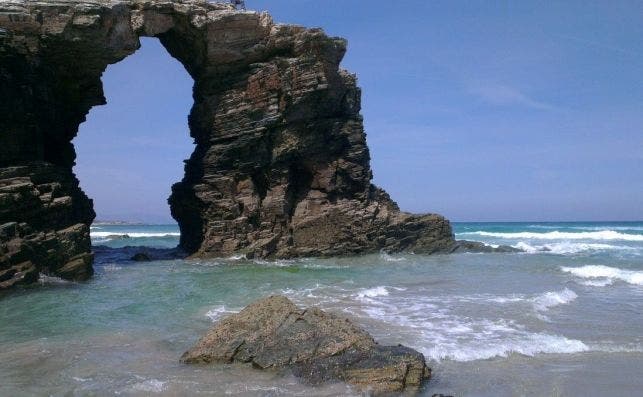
left=0, top=0, right=454, bottom=289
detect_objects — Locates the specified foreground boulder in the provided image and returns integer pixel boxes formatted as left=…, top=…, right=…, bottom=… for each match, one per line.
left=181, top=295, right=430, bottom=393
left=0, top=0, right=455, bottom=289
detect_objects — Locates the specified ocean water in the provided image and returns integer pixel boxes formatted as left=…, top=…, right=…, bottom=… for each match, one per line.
left=0, top=222, right=642, bottom=396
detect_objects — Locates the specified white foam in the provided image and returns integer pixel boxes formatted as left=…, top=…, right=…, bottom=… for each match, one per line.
left=356, top=286, right=389, bottom=299
left=224, top=385, right=290, bottom=394
left=91, top=232, right=180, bottom=238
left=425, top=332, right=588, bottom=362
left=369, top=302, right=588, bottom=361
left=531, top=288, right=577, bottom=311
left=300, top=263, right=350, bottom=269
left=568, top=226, right=643, bottom=232
left=429, top=290, right=576, bottom=312
left=561, top=265, right=643, bottom=285
left=102, top=264, right=122, bottom=272
left=487, top=296, right=524, bottom=304
left=513, top=241, right=632, bottom=254
left=285, top=284, right=588, bottom=362
left=132, top=379, right=166, bottom=393
left=250, top=258, right=300, bottom=267
left=225, top=254, right=247, bottom=261
left=580, top=279, right=614, bottom=287
left=205, top=305, right=238, bottom=322
left=38, top=274, right=71, bottom=285
left=460, top=230, right=643, bottom=241
left=527, top=225, right=643, bottom=232
left=379, top=251, right=406, bottom=262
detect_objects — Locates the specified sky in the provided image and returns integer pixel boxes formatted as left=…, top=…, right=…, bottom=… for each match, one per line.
left=73, top=0, right=643, bottom=223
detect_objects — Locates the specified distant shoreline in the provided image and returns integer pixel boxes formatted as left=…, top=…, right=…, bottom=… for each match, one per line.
left=93, top=221, right=143, bottom=226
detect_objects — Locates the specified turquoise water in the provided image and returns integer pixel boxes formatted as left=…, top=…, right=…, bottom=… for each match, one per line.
left=90, top=223, right=181, bottom=249
left=0, top=222, right=642, bottom=396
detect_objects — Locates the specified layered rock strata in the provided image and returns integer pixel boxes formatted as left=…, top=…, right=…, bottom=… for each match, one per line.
left=181, top=295, right=431, bottom=393
left=0, top=0, right=455, bottom=289
left=0, top=163, right=94, bottom=288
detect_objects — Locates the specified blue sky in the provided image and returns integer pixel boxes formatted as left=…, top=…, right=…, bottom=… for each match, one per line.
left=73, top=0, right=643, bottom=223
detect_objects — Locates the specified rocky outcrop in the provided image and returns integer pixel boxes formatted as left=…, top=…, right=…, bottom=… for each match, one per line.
left=449, top=240, right=522, bottom=253
left=130, top=252, right=151, bottom=261
left=0, top=163, right=94, bottom=288
left=181, top=295, right=430, bottom=393
left=0, top=0, right=454, bottom=289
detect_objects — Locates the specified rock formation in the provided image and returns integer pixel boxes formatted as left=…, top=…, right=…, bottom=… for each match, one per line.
left=181, top=295, right=431, bottom=393
left=449, top=240, right=522, bottom=253
left=0, top=0, right=455, bottom=289
left=0, top=164, right=94, bottom=288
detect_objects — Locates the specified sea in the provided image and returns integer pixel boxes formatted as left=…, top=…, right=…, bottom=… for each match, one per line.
left=1, top=221, right=641, bottom=396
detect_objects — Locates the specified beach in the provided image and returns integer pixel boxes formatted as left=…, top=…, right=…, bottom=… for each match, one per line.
left=1, top=222, right=641, bottom=396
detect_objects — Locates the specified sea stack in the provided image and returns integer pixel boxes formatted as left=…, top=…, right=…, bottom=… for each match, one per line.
left=0, top=0, right=454, bottom=289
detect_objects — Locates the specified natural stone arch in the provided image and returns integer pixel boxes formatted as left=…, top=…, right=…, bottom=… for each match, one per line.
left=0, top=0, right=454, bottom=289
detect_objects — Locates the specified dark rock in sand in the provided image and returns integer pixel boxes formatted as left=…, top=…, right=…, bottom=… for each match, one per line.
left=130, top=252, right=151, bottom=262
left=449, top=240, right=522, bottom=253
left=181, top=295, right=430, bottom=393
left=0, top=0, right=455, bottom=289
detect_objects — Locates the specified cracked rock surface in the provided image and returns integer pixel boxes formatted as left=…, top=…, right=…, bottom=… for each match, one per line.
left=0, top=0, right=454, bottom=289
left=181, top=295, right=431, bottom=393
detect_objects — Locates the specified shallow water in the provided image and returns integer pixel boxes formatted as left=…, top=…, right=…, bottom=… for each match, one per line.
left=1, top=222, right=642, bottom=396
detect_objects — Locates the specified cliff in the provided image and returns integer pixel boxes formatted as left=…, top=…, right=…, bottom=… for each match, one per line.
left=0, top=0, right=455, bottom=289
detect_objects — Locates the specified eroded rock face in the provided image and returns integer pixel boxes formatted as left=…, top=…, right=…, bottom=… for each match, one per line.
left=181, top=295, right=431, bottom=393
left=0, top=0, right=455, bottom=288
left=0, top=163, right=94, bottom=288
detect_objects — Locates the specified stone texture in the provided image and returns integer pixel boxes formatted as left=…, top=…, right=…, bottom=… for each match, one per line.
left=181, top=295, right=431, bottom=393
left=449, top=240, right=522, bottom=253
left=0, top=163, right=94, bottom=288
left=0, top=0, right=455, bottom=289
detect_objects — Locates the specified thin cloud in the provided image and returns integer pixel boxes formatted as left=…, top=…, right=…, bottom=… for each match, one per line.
left=468, top=82, right=558, bottom=111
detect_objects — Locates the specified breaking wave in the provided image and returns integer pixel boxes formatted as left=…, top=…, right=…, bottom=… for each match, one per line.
left=531, top=288, right=578, bottom=312
left=460, top=230, right=643, bottom=241
left=424, top=332, right=589, bottom=362
left=512, top=241, right=634, bottom=254
left=561, top=265, right=643, bottom=286
left=282, top=284, right=587, bottom=362
left=357, top=292, right=587, bottom=361
left=356, top=286, right=390, bottom=299
left=527, top=225, right=643, bottom=232
left=91, top=231, right=181, bottom=238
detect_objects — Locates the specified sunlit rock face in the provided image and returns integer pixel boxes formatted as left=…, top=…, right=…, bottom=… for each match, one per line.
left=181, top=295, right=432, bottom=393
left=0, top=0, right=454, bottom=288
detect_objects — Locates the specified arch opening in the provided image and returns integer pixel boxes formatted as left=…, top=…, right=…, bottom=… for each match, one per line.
left=73, top=37, right=194, bottom=249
